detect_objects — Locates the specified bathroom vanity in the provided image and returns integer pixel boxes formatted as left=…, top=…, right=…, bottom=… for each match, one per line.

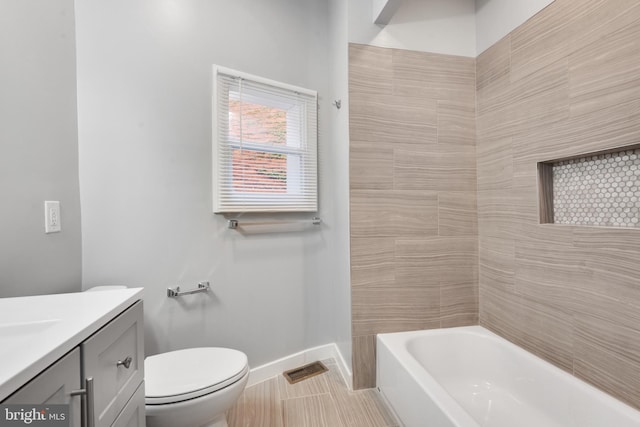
left=0, top=289, right=145, bottom=427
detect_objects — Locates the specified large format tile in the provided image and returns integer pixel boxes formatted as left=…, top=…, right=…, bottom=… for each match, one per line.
left=396, top=237, right=478, bottom=285
left=477, top=136, right=513, bottom=191
left=574, top=322, right=640, bottom=409
left=441, top=281, right=478, bottom=328
left=568, top=6, right=640, bottom=117
left=230, top=361, right=398, bottom=427
left=352, top=335, right=376, bottom=390
left=237, top=377, right=284, bottom=427
left=350, top=93, right=437, bottom=145
left=394, top=144, right=477, bottom=192
left=349, top=141, right=393, bottom=191
left=350, top=40, right=477, bottom=392
left=392, top=49, right=475, bottom=103
left=478, top=236, right=515, bottom=294
left=350, top=190, right=438, bottom=238
left=438, top=191, right=478, bottom=236
left=477, top=0, right=640, bottom=412
left=352, top=284, right=440, bottom=336
left=350, top=237, right=395, bottom=288
left=282, top=394, right=344, bottom=427
left=510, top=0, right=638, bottom=82
left=476, top=35, right=511, bottom=91
left=349, top=44, right=392, bottom=96
left=437, top=100, right=476, bottom=147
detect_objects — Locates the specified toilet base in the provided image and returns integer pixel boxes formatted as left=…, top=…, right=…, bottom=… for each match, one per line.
left=145, top=370, right=248, bottom=427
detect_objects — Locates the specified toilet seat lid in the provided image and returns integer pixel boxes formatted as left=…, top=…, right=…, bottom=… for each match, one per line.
left=145, top=347, right=248, bottom=404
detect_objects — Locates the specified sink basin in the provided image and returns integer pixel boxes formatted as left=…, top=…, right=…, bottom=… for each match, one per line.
left=0, top=319, right=60, bottom=351
left=0, top=319, right=60, bottom=334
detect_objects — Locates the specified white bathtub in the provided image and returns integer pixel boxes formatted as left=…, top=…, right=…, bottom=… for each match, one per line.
left=377, top=326, right=640, bottom=427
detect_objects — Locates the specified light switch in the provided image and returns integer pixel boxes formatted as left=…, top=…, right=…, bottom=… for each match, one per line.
left=45, top=201, right=61, bottom=233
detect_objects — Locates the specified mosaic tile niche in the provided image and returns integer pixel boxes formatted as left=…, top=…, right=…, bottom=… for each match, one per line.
left=551, top=149, right=640, bottom=227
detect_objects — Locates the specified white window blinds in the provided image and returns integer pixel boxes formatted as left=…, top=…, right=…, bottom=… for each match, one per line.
left=212, top=66, right=318, bottom=213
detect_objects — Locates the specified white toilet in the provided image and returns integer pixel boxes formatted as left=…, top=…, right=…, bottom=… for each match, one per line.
left=145, top=347, right=249, bottom=427
left=86, top=286, right=249, bottom=427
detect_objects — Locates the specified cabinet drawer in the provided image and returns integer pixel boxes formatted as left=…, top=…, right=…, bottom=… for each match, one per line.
left=83, top=301, right=144, bottom=427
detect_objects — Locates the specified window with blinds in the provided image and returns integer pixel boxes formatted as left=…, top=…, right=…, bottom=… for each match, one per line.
left=212, top=66, right=318, bottom=213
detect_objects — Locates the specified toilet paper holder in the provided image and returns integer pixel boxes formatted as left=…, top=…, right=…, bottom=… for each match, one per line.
left=167, top=281, right=210, bottom=298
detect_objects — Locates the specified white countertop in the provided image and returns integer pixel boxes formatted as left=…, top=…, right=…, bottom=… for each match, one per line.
left=0, top=288, right=144, bottom=401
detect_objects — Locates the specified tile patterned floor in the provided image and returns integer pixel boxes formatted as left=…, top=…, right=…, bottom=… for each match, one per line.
left=227, top=359, right=400, bottom=427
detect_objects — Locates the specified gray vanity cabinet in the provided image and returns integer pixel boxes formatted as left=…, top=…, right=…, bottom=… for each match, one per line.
left=83, top=301, right=144, bottom=427
left=3, top=348, right=83, bottom=427
left=2, top=301, right=145, bottom=427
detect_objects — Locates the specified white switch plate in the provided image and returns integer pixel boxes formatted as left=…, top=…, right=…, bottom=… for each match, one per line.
left=44, top=201, right=61, bottom=233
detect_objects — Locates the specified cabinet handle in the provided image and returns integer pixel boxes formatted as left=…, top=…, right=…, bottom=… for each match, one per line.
left=70, top=377, right=95, bottom=427
left=86, top=378, right=95, bottom=427
left=117, top=356, right=133, bottom=369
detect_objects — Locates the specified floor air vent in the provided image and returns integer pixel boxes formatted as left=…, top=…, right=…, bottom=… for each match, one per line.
left=283, top=361, right=328, bottom=384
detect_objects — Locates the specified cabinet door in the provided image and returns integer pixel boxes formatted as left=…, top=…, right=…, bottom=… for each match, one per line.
left=112, top=382, right=145, bottom=427
left=4, top=347, right=82, bottom=427
left=83, top=301, right=144, bottom=427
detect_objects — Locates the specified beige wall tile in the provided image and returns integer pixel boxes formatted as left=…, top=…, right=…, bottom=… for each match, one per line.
left=441, top=281, right=478, bottom=328
left=350, top=93, right=437, bottom=144
left=478, top=0, right=640, bottom=410
left=350, top=190, right=438, bottom=238
left=392, top=49, right=475, bottom=103
left=437, top=101, right=476, bottom=147
left=514, top=295, right=574, bottom=373
left=349, top=44, right=477, bottom=390
left=350, top=237, right=395, bottom=288
left=394, top=145, right=477, bottom=192
left=478, top=286, right=522, bottom=344
left=352, top=335, right=377, bottom=390
left=396, top=237, right=478, bottom=285
left=477, top=189, right=519, bottom=240
left=349, top=44, right=392, bottom=96
left=574, top=320, right=640, bottom=409
left=479, top=236, right=515, bottom=294
left=438, top=192, right=478, bottom=236
left=509, top=59, right=570, bottom=136
left=510, top=0, right=638, bottom=82
left=477, top=136, right=513, bottom=191
left=476, top=35, right=511, bottom=91
left=350, top=141, right=394, bottom=191
left=568, top=5, right=640, bottom=117
left=352, top=285, right=440, bottom=336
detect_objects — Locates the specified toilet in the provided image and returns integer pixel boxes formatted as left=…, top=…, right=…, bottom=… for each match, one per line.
left=145, top=348, right=249, bottom=427
left=86, top=286, right=249, bottom=427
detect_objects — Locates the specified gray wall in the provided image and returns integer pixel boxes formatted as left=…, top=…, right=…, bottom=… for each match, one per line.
left=326, top=0, right=353, bottom=373
left=0, top=0, right=82, bottom=297
left=75, top=0, right=351, bottom=369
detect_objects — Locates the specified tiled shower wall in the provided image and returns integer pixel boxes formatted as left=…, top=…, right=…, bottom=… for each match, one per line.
left=477, top=0, right=640, bottom=410
left=349, top=44, right=478, bottom=389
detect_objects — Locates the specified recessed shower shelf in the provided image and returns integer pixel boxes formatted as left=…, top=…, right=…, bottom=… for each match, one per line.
left=538, top=145, right=640, bottom=228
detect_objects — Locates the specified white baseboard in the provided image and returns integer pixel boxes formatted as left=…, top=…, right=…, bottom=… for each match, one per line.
left=248, top=343, right=353, bottom=390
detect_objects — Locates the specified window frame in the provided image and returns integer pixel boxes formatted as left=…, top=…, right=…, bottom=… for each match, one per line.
left=212, top=65, right=318, bottom=213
